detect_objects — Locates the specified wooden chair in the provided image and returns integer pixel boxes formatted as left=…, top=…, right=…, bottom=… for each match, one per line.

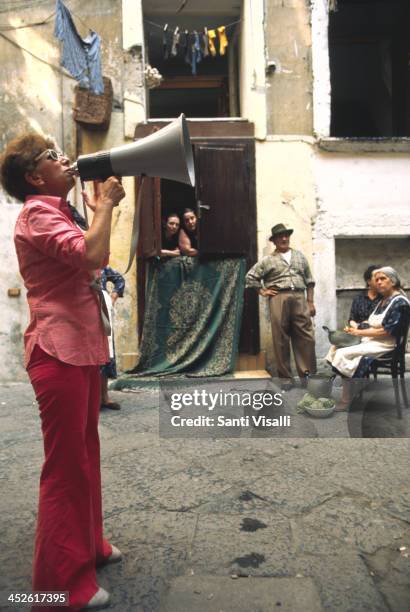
left=369, top=303, right=410, bottom=417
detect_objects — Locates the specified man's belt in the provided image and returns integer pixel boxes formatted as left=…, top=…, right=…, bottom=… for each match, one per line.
left=274, top=287, right=305, bottom=293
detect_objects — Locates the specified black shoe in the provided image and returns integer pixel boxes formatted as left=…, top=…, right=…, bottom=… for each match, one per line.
left=101, top=402, right=121, bottom=411
left=281, top=381, right=294, bottom=392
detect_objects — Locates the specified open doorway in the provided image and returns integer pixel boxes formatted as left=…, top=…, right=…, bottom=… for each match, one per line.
left=143, top=1, right=241, bottom=118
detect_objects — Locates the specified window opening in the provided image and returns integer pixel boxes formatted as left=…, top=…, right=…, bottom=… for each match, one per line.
left=160, top=179, right=197, bottom=252
left=143, top=2, right=241, bottom=118
left=329, top=0, right=410, bottom=137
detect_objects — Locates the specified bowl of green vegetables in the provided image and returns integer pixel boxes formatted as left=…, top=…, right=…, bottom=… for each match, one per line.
left=297, top=393, right=336, bottom=418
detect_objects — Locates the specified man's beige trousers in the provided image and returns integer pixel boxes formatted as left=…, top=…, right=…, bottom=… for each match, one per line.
left=269, top=292, right=317, bottom=379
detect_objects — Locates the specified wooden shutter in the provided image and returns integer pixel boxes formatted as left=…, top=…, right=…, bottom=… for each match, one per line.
left=195, top=143, right=252, bottom=256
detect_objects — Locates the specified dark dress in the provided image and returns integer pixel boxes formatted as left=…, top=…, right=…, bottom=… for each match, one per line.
left=162, top=231, right=179, bottom=251
left=349, top=292, right=380, bottom=326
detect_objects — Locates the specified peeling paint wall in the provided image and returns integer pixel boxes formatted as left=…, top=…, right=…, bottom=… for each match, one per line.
left=255, top=137, right=317, bottom=371
left=241, top=0, right=318, bottom=372
left=0, top=0, right=145, bottom=381
left=0, top=3, right=77, bottom=381
left=0, top=197, right=28, bottom=381
left=265, top=0, right=313, bottom=135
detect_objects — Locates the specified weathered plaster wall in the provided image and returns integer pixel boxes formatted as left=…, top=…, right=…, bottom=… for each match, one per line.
left=0, top=0, right=145, bottom=380
left=240, top=0, right=267, bottom=139
left=0, top=198, right=28, bottom=381
left=265, top=0, right=313, bottom=135
left=255, top=138, right=317, bottom=371
left=0, top=4, right=76, bottom=381
left=312, top=152, right=410, bottom=357
left=311, top=0, right=331, bottom=137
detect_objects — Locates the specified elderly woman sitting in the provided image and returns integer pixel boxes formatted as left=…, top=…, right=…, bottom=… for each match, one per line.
left=326, top=266, right=409, bottom=410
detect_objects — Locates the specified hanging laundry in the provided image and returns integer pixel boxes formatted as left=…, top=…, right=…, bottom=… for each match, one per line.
left=54, top=0, right=104, bottom=95
left=207, top=29, right=217, bottom=57
left=171, top=27, right=180, bottom=56
left=217, top=26, right=228, bottom=56
left=201, top=28, right=209, bottom=58
left=163, top=24, right=173, bottom=59
left=185, top=31, right=194, bottom=67
left=179, top=29, right=189, bottom=59
left=191, top=30, right=202, bottom=75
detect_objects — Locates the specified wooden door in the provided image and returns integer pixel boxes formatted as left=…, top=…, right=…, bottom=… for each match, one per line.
left=193, top=140, right=259, bottom=353
left=195, top=143, right=252, bottom=255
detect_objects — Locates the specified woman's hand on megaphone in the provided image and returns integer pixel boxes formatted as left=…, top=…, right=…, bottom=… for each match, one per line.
left=83, top=177, right=125, bottom=269
left=95, top=176, right=125, bottom=209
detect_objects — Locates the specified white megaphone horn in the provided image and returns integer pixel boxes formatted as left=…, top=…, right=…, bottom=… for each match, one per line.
left=69, top=114, right=195, bottom=187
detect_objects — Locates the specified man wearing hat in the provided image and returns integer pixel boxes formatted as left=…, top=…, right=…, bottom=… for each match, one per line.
left=246, top=223, right=317, bottom=387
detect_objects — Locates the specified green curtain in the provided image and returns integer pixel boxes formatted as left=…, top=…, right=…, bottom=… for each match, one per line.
left=129, top=256, right=245, bottom=377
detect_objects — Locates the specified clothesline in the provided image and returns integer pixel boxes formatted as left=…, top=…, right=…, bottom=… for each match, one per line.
left=145, top=18, right=240, bottom=76
left=144, top=18, right=241, bottom=31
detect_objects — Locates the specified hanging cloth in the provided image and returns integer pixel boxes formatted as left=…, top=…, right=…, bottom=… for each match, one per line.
left=217, top=26, right=228, bottom=56
left=171, top=27, right=180, bottom=56
left=207, top=29, right=217, bottom=57
left=191, top=31, right=202, bottom=75
left=54, top=0, right=104, bottom=95
left=185, top=32, right=194, bottom=67
left=179, top=30, right=188, bottom=59
left=162, top=24, right=173, bottom=59
left=201, top=28, right=209, bottom=58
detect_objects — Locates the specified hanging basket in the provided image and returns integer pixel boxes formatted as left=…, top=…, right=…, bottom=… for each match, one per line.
left=73, top=76, right=113, bottom=131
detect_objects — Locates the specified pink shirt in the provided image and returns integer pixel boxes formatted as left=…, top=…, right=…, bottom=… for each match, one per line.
left=14, top=195, right=109, bottom=367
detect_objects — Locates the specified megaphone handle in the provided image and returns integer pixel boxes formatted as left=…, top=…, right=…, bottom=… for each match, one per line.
left=123, top=175, right=146, bottom=275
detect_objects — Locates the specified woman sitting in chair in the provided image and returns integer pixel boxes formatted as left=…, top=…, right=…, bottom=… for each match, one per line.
left=326, top=267, right=409, bottom=410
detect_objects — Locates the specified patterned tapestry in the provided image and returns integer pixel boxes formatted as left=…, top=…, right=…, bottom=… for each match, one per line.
left=129, top=256, right=246, bottom=377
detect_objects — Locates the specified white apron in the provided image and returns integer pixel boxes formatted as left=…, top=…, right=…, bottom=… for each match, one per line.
left=325, top=295, right=408, bottom=378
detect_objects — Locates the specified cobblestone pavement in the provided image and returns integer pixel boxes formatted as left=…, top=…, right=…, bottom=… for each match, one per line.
left=0, top=381, right=409, bottom=611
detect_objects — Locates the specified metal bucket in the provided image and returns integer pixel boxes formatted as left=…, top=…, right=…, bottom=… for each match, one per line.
left=322, top=325, right=362, bottom=349
left=306, top=375, right=334, bottom=398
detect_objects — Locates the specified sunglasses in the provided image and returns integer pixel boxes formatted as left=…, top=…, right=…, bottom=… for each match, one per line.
left=34, top=149, right=66, bottom=163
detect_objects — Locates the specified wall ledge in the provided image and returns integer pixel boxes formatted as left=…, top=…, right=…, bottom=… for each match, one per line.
left=318, top=137, right=410, bottom=153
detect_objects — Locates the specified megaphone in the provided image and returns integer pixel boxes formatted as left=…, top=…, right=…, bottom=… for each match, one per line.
left=70, top=113, right=195, bottom=187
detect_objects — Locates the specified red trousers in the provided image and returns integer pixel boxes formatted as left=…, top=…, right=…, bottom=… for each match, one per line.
left=28, top=346, right=112, bottom=611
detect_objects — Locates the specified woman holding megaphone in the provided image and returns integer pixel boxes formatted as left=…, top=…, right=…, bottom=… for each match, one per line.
left=0, top=133, right=125, bottom=610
